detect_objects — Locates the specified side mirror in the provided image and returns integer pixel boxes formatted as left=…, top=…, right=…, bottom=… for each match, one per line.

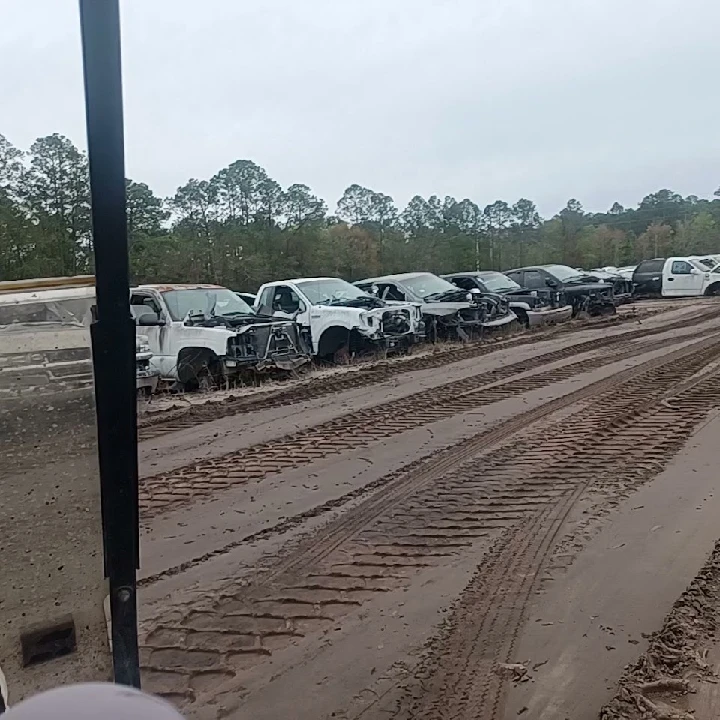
left=546, top=278, right=559, bottom=288
left=137, top=311, right=165, bottom=327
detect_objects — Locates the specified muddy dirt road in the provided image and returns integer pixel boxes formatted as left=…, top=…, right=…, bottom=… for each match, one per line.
left=136, top=301, right=720, bottom=720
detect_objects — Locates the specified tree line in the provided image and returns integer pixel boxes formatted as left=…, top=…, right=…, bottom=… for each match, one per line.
left=2, top=131, right=720, bottom=291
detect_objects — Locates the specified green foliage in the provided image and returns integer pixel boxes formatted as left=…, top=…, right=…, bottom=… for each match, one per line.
left=2, top=130, right=720, bottom=288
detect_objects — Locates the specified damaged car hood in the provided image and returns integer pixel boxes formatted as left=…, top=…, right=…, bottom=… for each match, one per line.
left=184, top=311, right=296, bottom=332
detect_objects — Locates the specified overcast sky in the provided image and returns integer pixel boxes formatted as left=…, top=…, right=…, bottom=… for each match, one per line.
left=2, top=0, right=719, bottom=217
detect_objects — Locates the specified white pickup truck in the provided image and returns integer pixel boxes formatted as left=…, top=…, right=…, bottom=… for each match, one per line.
left=130, top=284, right=311, bottom=389
left=254, top=277, right=424, bottom=361
left=632, top=257, right=720, bottom=297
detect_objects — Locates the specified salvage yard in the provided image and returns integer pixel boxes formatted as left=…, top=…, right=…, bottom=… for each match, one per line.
left=130, top=299, right=720, bottom=720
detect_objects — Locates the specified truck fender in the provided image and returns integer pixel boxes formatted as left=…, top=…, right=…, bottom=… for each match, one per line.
left=317, top=326, right=352, bottom=360
left=177, top=346, right=222, bottom=389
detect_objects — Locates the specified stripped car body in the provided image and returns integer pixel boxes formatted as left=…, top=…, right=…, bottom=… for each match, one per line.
left=505, top=265, right=616, bottom=317
left=254, top=277, right=424, bottom=360
left=442, top=271, right=573, bottom=329
left=130, top=284, right=310, bottom=389
left=354, top=272, right=517, bottom=342
left=585, top=268, right=634, bottom=305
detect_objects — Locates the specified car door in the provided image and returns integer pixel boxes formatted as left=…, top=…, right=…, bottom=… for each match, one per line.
left=130, top=291, right=172, bottom=377
left=267, top=285, right=305, bottom=320
left=256, top=286, right=276, bottom=316
left=505, top=270, right=523, bottom=286
left=665, top=260, right=703, bottom=296
left=521, top=270, right=547, bottom=291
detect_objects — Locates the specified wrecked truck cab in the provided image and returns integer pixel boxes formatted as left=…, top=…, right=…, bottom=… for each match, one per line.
left=355, top=272, right=517, bottom=342
left=130, top=284, right=310, bottom=390
left=254, top=277, right=424, bottom=362
left=442, top=271, right=573, bottom=329
left=505, top=265, right=616, bottom=317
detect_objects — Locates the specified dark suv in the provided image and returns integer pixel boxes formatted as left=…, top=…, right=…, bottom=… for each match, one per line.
left=631, top=258, right=665, bottom=297
left=442, top=271, right=573, bottom=328
left=504, top=265, right=616, bottom=317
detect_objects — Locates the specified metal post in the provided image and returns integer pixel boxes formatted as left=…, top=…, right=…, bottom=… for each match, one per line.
left=78, top=0, right=140, bottom=688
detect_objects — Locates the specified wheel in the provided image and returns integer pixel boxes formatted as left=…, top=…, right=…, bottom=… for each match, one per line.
left=514, top=309, right=529, bottom=329
left=333, top=344, right=351, bottom=364
left=197, top=365, right=214, bottom=392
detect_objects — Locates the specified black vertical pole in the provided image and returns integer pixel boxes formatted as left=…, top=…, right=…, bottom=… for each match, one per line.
left=78, top=0, right=141, bottom=688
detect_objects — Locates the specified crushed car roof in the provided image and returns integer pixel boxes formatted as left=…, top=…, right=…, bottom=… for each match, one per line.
left=444, top=271, right=506, bottom=277
left=260, top=277, right=348, bottom=285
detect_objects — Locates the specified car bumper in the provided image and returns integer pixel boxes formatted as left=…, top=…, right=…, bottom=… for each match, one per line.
left=612, top=293, right=633, bottom=306
left=526, top=304, right=573, bottom=327
left=481, top=312, right=518, bottom=328
left=227, top=353, right=311, bottom=373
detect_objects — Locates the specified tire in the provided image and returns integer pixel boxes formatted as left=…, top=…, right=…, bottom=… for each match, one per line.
left=197, top=365, right=215, bottom=392
left=177, top=348, right=221, bottom=392
left=333, top=344, right=351, bottom=364
left=318, top=326, right=351, bottom=362
left=514, top=309, right=529, bottom=329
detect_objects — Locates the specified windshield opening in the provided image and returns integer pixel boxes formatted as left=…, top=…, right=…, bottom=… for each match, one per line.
left=162, top=288, right=255, bottom=320
left=295, top=279, right=369, bottom=305
left=400, top=274, right=458, bottom=299
left=477, top=272, right=522, bottom=292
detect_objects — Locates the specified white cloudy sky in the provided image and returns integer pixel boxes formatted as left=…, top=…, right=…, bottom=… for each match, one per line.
left=2, top=0, right=719, bottom=216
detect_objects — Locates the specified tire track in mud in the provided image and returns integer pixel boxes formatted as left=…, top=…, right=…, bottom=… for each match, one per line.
left=136, top=307, right=693, bottom=440
left=378, top=381, right=720, bottom=720
left=139, top=342, right=690, bottom=588
left=139, top=324, right=717, bottom=519
left=138, top=337, right=720, bottom=713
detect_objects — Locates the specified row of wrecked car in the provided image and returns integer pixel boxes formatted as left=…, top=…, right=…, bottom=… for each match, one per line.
left=122, top=268, right=576, bottom=390
left=5, top=257, right=678, bottom=397
left=130, top=263, right=647, bottom=391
